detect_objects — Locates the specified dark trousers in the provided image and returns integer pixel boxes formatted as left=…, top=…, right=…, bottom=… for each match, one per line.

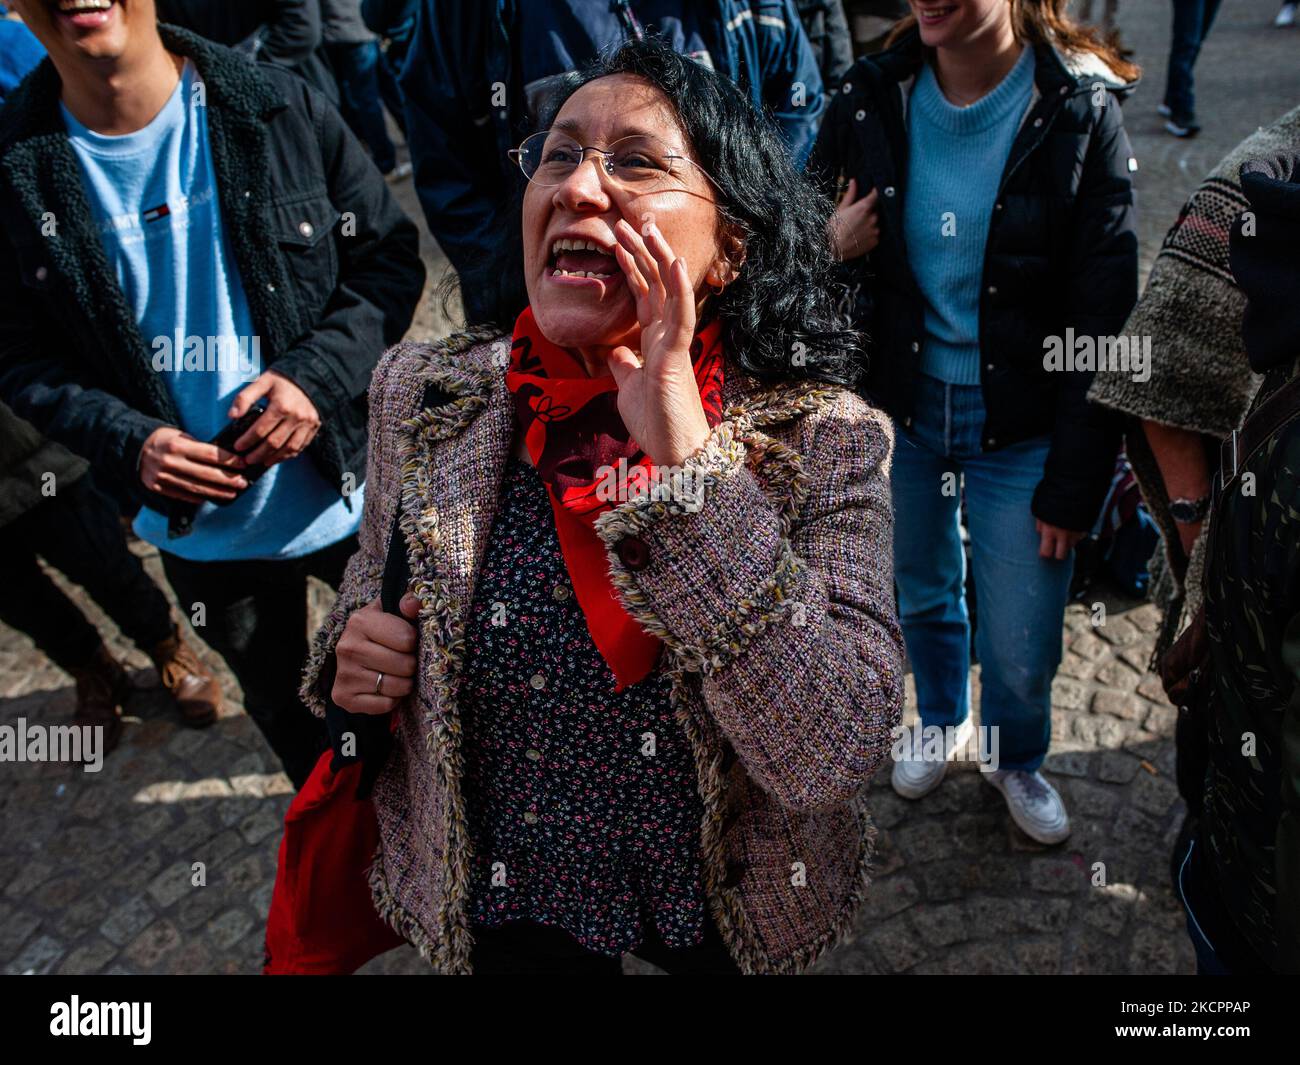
left=325, top=40, right=397, bottom=173
left=0, top=475, right=173, bottom=675
left=469, top=917, right=742, bottom=975
left=1176, top=832, right=1272, bottom=975
left=1165, top=0, right=1223, bottom=120
left=159, top=535, right=358, bottom=789
left=375, top=42, right=408, bottom=138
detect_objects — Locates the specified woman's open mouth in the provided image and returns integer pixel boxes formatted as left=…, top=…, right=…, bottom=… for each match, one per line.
left=545, top=237, right=625, bottom=291
left=917, top=4, right=958, bottom=26
left=53, top=0, right=118, bottom=30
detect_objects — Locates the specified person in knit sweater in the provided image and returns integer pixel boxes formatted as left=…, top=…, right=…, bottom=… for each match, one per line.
left=811, top=0, right=1139, bottom=845
left=1089, top=103, right=1300, bottom=658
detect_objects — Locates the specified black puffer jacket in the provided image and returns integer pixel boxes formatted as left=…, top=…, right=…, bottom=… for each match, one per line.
left=0, top=25, right=423, bottom=523
left=810, top=28, right=1138, bottom=531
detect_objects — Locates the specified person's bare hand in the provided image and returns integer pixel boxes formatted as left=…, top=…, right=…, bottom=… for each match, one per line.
left=828, top=178, right=881, bottom=261
left=229, top=369, right=321, bottom=467
left=139, top=426, right=248, bottom=503
left=1035, top=519, right=1086, bottom=561
left=331, top=595, right=421, bottom=715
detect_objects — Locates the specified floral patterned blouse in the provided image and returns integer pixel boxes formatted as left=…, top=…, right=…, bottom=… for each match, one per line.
left=460, top=456, right=709, bottom=956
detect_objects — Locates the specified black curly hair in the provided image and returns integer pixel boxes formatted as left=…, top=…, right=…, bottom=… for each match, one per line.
left=457, top=35, right=861, bottom=388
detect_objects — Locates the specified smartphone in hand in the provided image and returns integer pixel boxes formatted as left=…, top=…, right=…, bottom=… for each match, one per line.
left=208, top=402, right=270, bottom=504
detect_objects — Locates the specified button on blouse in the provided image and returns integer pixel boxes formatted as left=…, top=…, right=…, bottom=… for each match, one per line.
left=460, top=457, right=708, bottom=956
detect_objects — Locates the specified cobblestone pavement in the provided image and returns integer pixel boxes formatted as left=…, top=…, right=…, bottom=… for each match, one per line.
left=3, top=0, right=1298, bottom=976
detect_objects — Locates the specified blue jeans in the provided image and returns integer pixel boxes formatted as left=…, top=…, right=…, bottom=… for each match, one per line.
left=325, top=40, right=397, bottom=173
left=891, top=375, right=1074, bottom=772
left=1165, top=0, right=1223, bottom=120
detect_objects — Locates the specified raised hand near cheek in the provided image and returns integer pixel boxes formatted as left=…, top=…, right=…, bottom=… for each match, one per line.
left=607, top=216, right=711, bottom=468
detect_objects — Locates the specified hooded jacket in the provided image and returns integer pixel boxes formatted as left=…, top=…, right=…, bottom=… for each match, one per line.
left=810, top=27, right=1138, bottom=531
left=1198, top=152, right=1300, bottom=973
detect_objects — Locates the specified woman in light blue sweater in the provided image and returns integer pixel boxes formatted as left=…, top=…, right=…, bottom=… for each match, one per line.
left=811, top=0, right=1139, bottom=844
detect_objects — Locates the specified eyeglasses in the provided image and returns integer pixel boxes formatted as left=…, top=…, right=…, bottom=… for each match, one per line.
left=508, top=130, right=718, bottom=193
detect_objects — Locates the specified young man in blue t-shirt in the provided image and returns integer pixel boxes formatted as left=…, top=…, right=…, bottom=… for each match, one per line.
left=0, top=0, right=424, bottom=786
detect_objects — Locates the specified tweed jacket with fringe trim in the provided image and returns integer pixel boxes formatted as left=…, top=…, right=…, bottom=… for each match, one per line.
left=301, top=328, right=905, bottom=974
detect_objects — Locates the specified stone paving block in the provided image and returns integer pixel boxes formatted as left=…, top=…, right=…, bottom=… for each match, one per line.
left=1043, top=750, right=1091, bottom=778
left=1095, top=616, right=1142, bottom=647
left=909, top=902, right=967, bottom=948
left=148, top=861, right=198, bottom=910
left=1137, top=673, right=1170, bottom=704
left=0, top=908, right=41, bottom=958
left=1128, top=924, right=1188, bottom=975
left=858, top=874, right=920, bottom=923
left=1071, top=631, right=1110, bottom=662
left=237, top=803, right=283, bottom=845
left=207, top=908, right=256, bottom=951
left=913, top=939, right=1018, bottom=975
left=124, top=919, right=182, bottom=970
left=1144, top=703, right=1178, bottom=735
left=893, top=820, right=955, bottom=865
left=1131, top=771, right=1181, bottom=819
left=866, top=914, right=929, bottom=974
left=1094, top=660, right=1142, bottom=692
left=1057, top=652, right=1092, bottom=681
left=174, top=886, right=226, bottom=932
left=1052, top=677, right=1089, bottom=711
left=58, top=937, right=119, bottom=975
left=1097, top=751, right=1142, bottom=784
left=5, top=933, right=64, bottom=975
left=1093, top=689, right=1147, bottom=722
left=3, top=859, right=53, bottom=899
left=99, top=896, right=155, bottom=947
left=1029, top=856, right=1089, bottom=895
left=1013, top=937, right=1062, bottom=975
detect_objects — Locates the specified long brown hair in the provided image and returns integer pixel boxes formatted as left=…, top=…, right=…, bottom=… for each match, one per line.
left=886, top=0, right=1140, bottom=82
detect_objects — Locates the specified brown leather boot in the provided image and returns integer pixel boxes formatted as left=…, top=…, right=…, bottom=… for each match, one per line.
left=70, top=643, right=126, bottom=755
left=149, top=624, right=222, bottom=727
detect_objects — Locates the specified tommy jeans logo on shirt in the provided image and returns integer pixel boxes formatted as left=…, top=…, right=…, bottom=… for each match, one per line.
left=94, top=186, right=215, bottom=239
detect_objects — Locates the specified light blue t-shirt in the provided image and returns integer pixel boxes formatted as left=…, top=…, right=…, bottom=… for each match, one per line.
left=903, top=46, right=1036, bottom=385
left=63, top=61, right=362, bottom=561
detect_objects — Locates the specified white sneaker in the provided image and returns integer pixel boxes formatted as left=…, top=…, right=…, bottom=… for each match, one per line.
left=1275, top=3, right=1297, bottom=27
left=986, top=769, right=1071, bottom=844
left=891, top=717, right=973, bottom=800
left=1157, top=103, right=1172, bottom=118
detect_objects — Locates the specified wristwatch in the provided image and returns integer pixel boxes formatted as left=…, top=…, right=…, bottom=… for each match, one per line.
left=1170, top=495, right=1210, bottom=524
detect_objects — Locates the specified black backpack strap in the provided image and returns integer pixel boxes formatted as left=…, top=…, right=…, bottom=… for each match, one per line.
left=380, top=513, right=410, bottom=616
left=327, top=379, right=451, bottom=797
left=1219, top=372, right=1300, bottom=495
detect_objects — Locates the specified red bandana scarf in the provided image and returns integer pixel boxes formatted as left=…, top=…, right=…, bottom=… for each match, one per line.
left=505, top=306, right=725, bottom=690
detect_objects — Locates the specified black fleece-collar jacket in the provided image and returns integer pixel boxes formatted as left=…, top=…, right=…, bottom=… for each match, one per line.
left=0, top=25, right=424, bottom=523
left=810, top=28, right=1137, bottom=531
